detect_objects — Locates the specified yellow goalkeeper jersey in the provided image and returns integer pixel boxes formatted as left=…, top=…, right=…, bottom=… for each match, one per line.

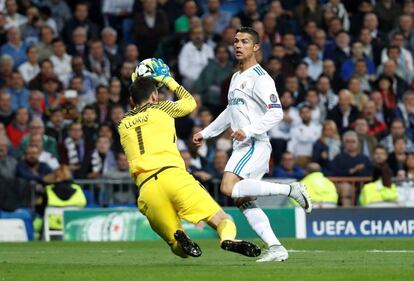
left=118, top=86, right=196, bottom=182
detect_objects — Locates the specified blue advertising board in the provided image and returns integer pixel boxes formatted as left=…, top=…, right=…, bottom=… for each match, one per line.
left=306, top=208, right=414, bottom=238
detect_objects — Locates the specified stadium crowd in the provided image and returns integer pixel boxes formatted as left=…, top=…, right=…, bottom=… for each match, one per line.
left=1, top=0, right=414, bottom=209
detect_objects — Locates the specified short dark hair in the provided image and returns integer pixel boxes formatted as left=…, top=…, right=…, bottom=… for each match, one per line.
left=237, top=26, right=260, bottom=45
left=129, top=77, right=157, bottom=104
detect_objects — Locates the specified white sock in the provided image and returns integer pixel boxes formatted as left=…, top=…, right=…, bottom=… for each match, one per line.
left=239, top=201, right=281, bottom=247
left=231, top=178, right=291, bottom=198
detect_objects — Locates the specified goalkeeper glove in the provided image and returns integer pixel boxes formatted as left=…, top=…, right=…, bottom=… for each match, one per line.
left=150, top=59, right=180, bottom=92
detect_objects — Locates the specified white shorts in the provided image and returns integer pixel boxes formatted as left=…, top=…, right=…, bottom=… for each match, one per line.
left=225, top=139, right=271, bottom=179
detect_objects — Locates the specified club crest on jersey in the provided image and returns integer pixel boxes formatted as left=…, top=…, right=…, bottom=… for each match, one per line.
left=241, top=81, right=247, bottom=89
left=270, top=94, right=278, bottom=103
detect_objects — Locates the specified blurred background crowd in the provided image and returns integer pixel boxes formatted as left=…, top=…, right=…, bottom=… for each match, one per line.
left=1, top=0, right=414, bottom=210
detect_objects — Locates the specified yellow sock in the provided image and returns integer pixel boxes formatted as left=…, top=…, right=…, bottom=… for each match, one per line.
left=217, top=219, right=237, bottom=243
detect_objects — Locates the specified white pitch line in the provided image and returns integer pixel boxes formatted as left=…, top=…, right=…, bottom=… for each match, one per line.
left=287, top=250, right=414, bottom=253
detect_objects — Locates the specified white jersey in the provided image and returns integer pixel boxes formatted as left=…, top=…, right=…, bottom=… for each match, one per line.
left=200, top=64, right=283, bottom=147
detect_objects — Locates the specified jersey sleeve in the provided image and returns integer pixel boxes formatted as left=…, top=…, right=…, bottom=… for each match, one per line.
left=157, top=85, right=196, bottom=118
left=242, top=75, right=283, bottom=138
left=200, top=106, right=231, bottom=139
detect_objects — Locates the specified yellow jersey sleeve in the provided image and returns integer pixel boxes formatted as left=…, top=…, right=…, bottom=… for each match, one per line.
left=157, top=86, right=196, bottom=118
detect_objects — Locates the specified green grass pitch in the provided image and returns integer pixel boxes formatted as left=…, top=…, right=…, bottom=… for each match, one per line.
left=1, top=238, right=414, bottom=281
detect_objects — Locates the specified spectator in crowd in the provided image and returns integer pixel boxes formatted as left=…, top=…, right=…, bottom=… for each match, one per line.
left=358, top=27, right=383, bottom=67
left=327, top=89, right=360, bottom=135
left=101, top=0, right=134, bottom=37
left=28, top=59, right=54, bottom=91
left=303, top=43, right=323, bottom=81
left=133, top=0, right=169, bottom=59
left=17, top=118, right=58, bottom=159
left=28, top=133, right=60, bottom=170
left=350, top=0, right=374, bottom=36
left=374, top=0, right=402, bottom=34
left=202, top=0, right=231, bottom=34
left=298, top=20, right=318, bottom=51
left=354, top=117, right=377, bottom=160
left=404, top=153, right=414, bottom=179
left=321, top=58, right=344, bottom=92
left=16, top=145, right=52, bottom=184
left=302, top=88, right=323, bottom=125
left=324, top=0, right=349, bottom=31
left=61, top=90, right=81, bottom=121
left=311, top=119, right=341, bottom=175
left=6, top=107, right=29, bottom=149
left=41, top=74, right=62, bottom=109
left=348, top=77, right=369, bottom=112
left=392, top=13, right=414, bottom=51
left=296, top=62, right=313, bottom=98
left=387, top=136, right=407, bottom=177
left=0, top=135, right=17, bottom=179
left=378, top=59, right=408, bottom=100
left=327, top=30, right=351, bottom=68
left=316, top=74, right=338, bottom=115
left=282, top=33, right=302, bottom=69
left=124, top=44, right=139, bottom=66
left=381, top=32, right=413, bottom=78
left=294, top=0, right=323, bottom=30
left=37, top=25, right=54, bottom=62
left=86, top=39, right=111, bottom=84
left=175, top=0, right=198, bottom=33
left=370, top=90, right=395, bottom=125
left=18, top=45, right=39, bottom=84
left=27, top=90, right=45, bottom=121
left=104, top=152, right=130, bottom=180
left=81, top=105, right=99, bottom=143
left=360, top=100, right=388, bottom=140
left=273, top=151, right=304, bottom=179
left=0, top=26, right=27, bottom=68
left=92, top=85, right=111, bottom=123
left=194, top=43, right=233, bottom=116
left=235, top=0, right=260, bottom=27
left=50, top=38, right=72, bottom=87
left=207, top=149, right=229, bottom=180
left=262, top=12, right=282, bottom=45
left=67, top=26, right=89, bottom=60
left=108, top=104, right=124, bottom=154
left=252, top=20, right=272, bottom=62
left=287, top=103, right=322, bottom=168
left=0, top=90, right=13, bottom=126
left=42, top=0, right=72, bottom=33
left=331, top=130, right=372, bottom=178
left=395, top=90, right=414, bottom=140
left=381, top=118, right=414, bottom=153
left=353, top=59, right=374, bottom=93
left=108, top=78, right=124, bottom=108
left=378, top=45, right=413, bottom=84
left=372, top=144, right=389, bottom=166
left=363, top=12, right=388, bottom=47
left=375, top=75, right=397, bottom=111
left=61, top=122, right=90, bottom=179
left=80, top=135, right=116, bottom=179
left=284, top=75, right=304, bottom=105
left=7, top=71, right=29, bottom=111
left=20, top=5, right=41, bottom=45
left=178, top=25, right=214, bottom=91
left=45, top=107, right=66, bottom=145
left=4, top=0, right=27, bottom=29
left=300, top=162, right=338, bottom=207
left=62, top=2, right=99, bottom=44
left=101, top=27, right=123, bottom=73
left=0, top=54, right=14, bottom=87
left=341, top=41, right=376, bottom=81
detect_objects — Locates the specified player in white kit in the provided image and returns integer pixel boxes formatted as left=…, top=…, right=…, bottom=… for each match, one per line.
left=193, top=27, right=312, bottom=262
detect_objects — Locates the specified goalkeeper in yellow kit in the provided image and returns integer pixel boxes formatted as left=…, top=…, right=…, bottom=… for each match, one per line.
left=118, top=59, right=261, bottom=258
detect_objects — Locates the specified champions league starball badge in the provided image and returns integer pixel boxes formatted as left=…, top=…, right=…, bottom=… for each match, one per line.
left=270, top=94, right=278, bottom=103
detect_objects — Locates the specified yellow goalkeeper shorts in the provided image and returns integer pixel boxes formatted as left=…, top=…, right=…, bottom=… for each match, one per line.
left=136, top=167, right=221, bottom=246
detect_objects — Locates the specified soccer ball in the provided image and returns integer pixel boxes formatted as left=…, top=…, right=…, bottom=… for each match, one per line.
left=134, top=58, right=163, bottom=88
